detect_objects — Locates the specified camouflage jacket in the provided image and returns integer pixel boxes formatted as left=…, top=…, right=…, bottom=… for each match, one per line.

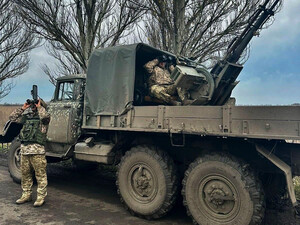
left=9, top=106, right=50, bottom=155
left=144, top=59, right=175, bottom=86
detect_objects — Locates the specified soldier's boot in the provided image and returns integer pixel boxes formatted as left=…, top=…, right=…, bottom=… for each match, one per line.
left=16, top=194, right=32, bottom=204
left=33, top=196, right=45, bottom=207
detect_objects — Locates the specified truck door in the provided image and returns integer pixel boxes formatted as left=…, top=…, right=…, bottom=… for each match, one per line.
left=47, top=79, right=84, bottom=144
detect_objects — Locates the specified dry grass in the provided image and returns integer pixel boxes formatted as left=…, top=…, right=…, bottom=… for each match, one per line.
left=293, top=177, right=300, bottom=200
left=0, top=143, right=8, bottom=149
left=0, top=143, right=9, bottom=155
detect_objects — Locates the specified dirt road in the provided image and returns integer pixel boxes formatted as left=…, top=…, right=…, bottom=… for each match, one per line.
left=0, top=162, right=192, bottom=225
left=0, top=157, right=299, bottom=225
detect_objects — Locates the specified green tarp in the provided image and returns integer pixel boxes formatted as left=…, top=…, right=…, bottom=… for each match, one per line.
left=84, top=43, right=174, bottom=116
left=85, top=44, right=138, bottom=115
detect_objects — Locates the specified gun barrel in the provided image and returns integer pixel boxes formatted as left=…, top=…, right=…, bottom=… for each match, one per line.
left=226, top=0, right=280, bottom=63
left=209, top=0, right=280, bottom=105
left=226, top=0, right=271, bottom=59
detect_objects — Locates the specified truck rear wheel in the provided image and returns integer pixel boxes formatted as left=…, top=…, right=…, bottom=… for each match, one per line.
left=182, top=153, right=265, bottom=225
left=8, top=139, right=21, bottom=183
left=116, top=145, right=178, bottom=219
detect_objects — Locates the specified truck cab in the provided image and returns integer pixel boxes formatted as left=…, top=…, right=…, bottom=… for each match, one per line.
left=40, top=74, right=86, bottom=159
left=47, top=74, right=85, bottom=145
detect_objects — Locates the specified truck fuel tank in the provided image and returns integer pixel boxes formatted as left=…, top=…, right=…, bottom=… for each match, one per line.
left=74, top=142, right=115, bottom=164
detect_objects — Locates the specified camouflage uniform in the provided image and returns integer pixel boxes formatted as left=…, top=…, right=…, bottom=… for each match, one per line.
left=9, top=106, right=50, bottom=200
left=144, top=59, right=187, bottom=104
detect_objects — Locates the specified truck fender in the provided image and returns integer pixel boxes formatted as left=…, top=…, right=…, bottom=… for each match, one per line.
left=255, top=144, right=297, bottom=207
left=0, top=120, right=23, bottom=143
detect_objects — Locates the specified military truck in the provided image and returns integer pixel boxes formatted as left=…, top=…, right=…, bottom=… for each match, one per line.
left=1, top=0, right=299, bottom=224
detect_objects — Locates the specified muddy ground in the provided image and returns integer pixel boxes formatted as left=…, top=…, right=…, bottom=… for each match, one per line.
left=0, top=150, right=299, bottom=225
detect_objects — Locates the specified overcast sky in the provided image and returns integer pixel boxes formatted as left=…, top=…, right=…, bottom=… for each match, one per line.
left=1, top=1, right=300, bottom=105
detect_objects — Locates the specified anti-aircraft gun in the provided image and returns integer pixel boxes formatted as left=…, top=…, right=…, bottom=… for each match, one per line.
left=171, top=0, right=281, bottom=105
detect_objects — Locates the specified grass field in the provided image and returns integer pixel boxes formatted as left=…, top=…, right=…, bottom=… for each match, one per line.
left=0, top=143, right=9, bottom=155
left=0, top=143, right=8, bottom=148
left=294, top=177, right=300, bottom=200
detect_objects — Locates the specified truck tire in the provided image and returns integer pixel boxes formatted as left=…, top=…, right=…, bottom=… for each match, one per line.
left=116, top=145, right=178, bottom=219
left=182, top=153, right=265, bottom=225
left=8, top=139, right=22, bottom=183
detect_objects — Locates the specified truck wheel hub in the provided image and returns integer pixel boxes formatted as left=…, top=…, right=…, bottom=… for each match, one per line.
left=201, top=176, right=238, bottom=216
left=136, top=176, right=150, bottom=190
left=130, top=164, right=156, bottom=199
left=210, top=189, right=226, bottom=205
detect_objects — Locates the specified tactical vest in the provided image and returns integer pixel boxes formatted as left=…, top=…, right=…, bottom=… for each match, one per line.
left=19, top=116, right=47, bottom=146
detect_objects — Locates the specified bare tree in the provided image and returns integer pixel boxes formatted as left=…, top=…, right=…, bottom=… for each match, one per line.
left=0, top=0, right=38, bottom=98
left=135, top=0, right=282, bottom=65
left=15, top=0, right=143, bottom=84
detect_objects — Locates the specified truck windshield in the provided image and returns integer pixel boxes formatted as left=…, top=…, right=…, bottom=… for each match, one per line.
left=57, top=81, right=74, bottom=100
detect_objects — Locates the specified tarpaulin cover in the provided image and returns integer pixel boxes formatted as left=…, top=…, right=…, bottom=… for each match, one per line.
left=84, top=43, right=174, bottom=116
left=84, top=44, right=139, bottom=115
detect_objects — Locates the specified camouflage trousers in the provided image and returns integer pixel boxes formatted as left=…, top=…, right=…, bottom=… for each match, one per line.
left=150, top=84, right=188, bottom=104
left=21, top=154, right=47, bottom=198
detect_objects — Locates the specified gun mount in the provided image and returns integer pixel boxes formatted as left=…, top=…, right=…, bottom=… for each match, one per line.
left=172, top=0, right=281, bottom=106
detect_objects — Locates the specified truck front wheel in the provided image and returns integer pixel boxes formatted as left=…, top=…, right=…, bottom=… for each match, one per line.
left=182, top=153, right=265, bottom=225
left=8, top=139, right=21, bottom=183
left=116, top=145, right=178, bottom=219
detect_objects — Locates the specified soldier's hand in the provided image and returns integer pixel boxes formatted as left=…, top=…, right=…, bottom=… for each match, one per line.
left=35, top=99, right=41, bottom=108
left=22, top=102, right=31, bottom=110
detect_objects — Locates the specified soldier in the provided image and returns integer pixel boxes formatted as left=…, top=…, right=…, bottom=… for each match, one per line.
left=9, top=99, right=50, bottom=207
left=144, top=55, right=187, bottom=105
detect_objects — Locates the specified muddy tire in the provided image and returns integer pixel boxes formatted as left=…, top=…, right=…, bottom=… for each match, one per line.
left=8, top=139, right=22, bottom=183
left=182, top=153, right=265, bottom=225
left=116, top=145, right=178, bottom=219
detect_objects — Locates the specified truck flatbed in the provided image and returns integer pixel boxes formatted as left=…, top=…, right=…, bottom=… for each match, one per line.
left=83, top=105, right=300, bottom=141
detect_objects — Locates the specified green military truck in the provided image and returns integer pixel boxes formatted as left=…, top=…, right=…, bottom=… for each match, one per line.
left=1, top=0, right=299, bottom=224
